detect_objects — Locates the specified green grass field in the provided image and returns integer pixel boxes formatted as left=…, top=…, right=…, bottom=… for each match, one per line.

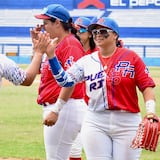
left=0, top=66, right=159, bottom=160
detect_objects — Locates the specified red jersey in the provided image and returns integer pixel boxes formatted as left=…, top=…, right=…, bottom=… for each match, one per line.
left=99, top=47, right=156, bottom=112
left=85, top=47, right=99, bottom=55
left=37, top=34, right=85, bottom=105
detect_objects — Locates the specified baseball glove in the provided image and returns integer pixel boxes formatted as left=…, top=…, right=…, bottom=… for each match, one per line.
left=131, top=114, right=160, bottom=151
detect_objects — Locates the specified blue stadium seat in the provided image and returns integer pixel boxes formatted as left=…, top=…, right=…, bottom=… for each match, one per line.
left=0, top=0, right=160, bottom=65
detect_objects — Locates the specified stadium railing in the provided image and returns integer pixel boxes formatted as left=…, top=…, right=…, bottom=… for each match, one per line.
left=0, top=43, right=160, bottom=66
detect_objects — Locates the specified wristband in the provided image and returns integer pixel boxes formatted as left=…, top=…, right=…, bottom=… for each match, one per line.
left=49, top=56, right=62, bottom=75
left=145, top=100, right=156, bottom=114
left=51, top=98, right=66, bottom=114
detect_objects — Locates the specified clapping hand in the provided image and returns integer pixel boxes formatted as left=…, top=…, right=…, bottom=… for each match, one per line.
left=32, top=31, right=58, bottom=58
left=30, top=24, right=43, bottom=42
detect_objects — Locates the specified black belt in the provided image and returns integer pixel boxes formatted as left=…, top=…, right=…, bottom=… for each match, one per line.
left=40, top=102, right=52, bottom=106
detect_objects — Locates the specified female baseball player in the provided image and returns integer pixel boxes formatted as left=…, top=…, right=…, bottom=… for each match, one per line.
left=33, top=4, right=87, bottom=160
left=74, top=16, right=97, bottom=55
left=37, top=17, right=157, bottom=160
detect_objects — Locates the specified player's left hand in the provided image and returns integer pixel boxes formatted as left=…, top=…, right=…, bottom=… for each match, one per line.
left=43, top=111, right=58, bottom=126
left=45, top=36, right=58, bottom=59
left=131, top=114, right=160, bottom=151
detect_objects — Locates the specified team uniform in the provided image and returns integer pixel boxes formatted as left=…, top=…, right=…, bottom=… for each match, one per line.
left=85, top=48, right=98, bottom=55
left=83, top=47, right=99, bottom=104
left=38, top=34, right=87, bottom=160
left=0, top=54, right=26, bottom=86
left=74, top=16, right=99, bottom=106
left=48, top=47, right=155, bottom=160
left=69, top=47, right=98, bottom=159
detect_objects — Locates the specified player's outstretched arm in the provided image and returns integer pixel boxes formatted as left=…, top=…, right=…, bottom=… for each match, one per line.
left=0, top=32, right=57, bottom=86
left=21, top=53, right=43, bottom=86
left=0, top=54, right=26, bottom=86
left=48, top=56, right=75, bottom=87
left=0, top=53, right=43, bottom=86
left=21, top=31, right=51, bottom=86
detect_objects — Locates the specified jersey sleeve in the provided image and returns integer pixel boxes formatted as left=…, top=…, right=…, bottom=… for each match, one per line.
left=0, top=55, right=26, bottom=85
left=56, top=40, right=85, bottom=70
left=134, top=54, right=155, bottom=91
left=49, top=56, right=85, bottom=87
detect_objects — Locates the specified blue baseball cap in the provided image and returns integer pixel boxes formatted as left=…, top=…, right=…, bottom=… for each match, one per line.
left=35, top=4, right=71, bottom=23
left=88, top=17, right=119, bottom=35
left=74, top=17, right=92, bottom=28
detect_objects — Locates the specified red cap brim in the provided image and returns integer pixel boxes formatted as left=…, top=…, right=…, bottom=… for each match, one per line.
left=35, top=14, right=51, bottom=20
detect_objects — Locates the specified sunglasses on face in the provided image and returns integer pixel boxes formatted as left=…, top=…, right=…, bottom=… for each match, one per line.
left=77, top=28, right=88, bottom=34
left=92, top=28, right=113, bottom=38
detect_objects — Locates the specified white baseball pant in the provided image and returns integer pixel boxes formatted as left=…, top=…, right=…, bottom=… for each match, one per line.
left=43, top=98, right=87, bottom=160
left=81, top=110, right=142, bottom=160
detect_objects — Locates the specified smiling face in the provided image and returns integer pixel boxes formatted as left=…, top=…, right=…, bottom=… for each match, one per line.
left=92, top=26, right=118, bottom=48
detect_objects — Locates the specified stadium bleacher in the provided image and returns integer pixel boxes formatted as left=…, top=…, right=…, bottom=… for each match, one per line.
left=0, top=0, right=160, bottom=66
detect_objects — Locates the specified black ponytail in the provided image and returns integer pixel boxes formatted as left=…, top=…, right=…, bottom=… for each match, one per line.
left=89, top=36, right=96, bottom=51
left=61, top=18, right=81, bottom=41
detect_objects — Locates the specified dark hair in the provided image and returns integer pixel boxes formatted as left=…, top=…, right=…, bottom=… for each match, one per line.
left=49, top=17, right=81, bottom=42
left=50, top=18, right=56, bottom=23
left=116, top=39, right=123, bottom=48
left=61, top=18, right=81, bottom=41
left=87, top=28, right=96, bottom=51
left=89, top=36, right=96, bottom=51
left=114, top=34, right=122, bottom=47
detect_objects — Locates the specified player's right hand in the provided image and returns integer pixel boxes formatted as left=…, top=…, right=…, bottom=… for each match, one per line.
left=32, top=31, right=51, bottom=55
left=30, top=24, right=43, bottom=42
left=43, top=111, right=58, bottom=126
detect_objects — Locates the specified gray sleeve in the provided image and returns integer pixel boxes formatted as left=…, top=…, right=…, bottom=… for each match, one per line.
left=0, top=55, right=26, bottom=85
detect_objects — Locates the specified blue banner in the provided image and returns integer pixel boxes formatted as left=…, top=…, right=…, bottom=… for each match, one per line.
left=0, top=0, right=160, bottom=9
